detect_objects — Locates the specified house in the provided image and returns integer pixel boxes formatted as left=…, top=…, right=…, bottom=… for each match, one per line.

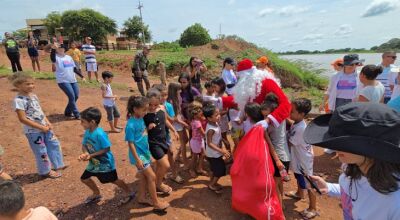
left=26, top=19, right=49, bottom=42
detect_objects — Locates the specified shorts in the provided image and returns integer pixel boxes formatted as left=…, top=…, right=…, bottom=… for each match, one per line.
left=173, top=121, right=184, bottom=132
left=85, top=62, right=98, bottom=72
left=207, top=156, right=226, bottom=178
left=104, top=105, right=121, bottom=122
left=137, top=162, right=151, bottom=173
left=231, top=127, right=244, bottom=140
left=28, top=48, right=39, bottom=57
left=190, top=138, right=204, bottom=154
left=149, top=144, right=168, bottom=160
left=294, top=173, right=307, bottom=189
left=272, top=160, right=290, bottom=177
left=133, top=70, right=149, bottom=83
left=81, top=169, right=118, bottom=184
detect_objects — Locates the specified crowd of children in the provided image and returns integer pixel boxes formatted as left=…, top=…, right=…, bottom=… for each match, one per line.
left=1, top=50, right=400, bottom=220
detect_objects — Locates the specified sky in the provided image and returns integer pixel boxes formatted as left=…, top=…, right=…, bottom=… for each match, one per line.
left=0, top=0, right=399, bottom=52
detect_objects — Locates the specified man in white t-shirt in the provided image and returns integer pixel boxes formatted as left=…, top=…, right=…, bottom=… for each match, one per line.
left=82, top=37, right=99, bottom=82
left=378, top=51, right=397, bottom=103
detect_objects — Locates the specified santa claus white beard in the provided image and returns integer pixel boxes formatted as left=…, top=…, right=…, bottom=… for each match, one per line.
left=232, top=67, right=278, bottom=111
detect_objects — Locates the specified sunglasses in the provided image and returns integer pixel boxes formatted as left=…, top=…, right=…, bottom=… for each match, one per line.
left=386, top=56, right=397, bottom=59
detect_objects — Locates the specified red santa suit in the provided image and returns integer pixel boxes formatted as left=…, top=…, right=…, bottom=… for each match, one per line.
left=222, top=58, right=291, bottom=127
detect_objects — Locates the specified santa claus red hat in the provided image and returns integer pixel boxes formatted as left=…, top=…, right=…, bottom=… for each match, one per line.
left=237, top=59, right=253, bottom=72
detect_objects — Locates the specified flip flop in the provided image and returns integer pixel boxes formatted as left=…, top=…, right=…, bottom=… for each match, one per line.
left=42, top=171, right=62, bottom=179
left=285, top=191, right=303, bottom=200
left=138, top=200, right=153, bottom=207
left=208, top=185, right=222, bottom=194
left=196, top=170, right=208, bottom=176
left=300, top=209, right=319, bottom=219
left=84, top=195, right=102, bottom=204
left=170, top=175, right=184, bottom=184
left=156, top=185, right=172, bottom=195
left=153, top=202, right=170, bottom=212
left=119, top=192, right=136, bottom=205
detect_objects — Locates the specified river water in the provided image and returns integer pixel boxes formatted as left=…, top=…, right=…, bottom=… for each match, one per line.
left=279, top=53, right=384, bottom=78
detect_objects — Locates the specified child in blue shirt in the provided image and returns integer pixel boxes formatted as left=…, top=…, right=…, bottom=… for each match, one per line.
left=79, top=107, right=134, bottom=204
left=125, top=96, right=170, bottom=211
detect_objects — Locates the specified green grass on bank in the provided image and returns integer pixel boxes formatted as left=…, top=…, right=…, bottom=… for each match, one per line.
left=283, top=87, right=324, bottom=108
left=262, top=49, right=328, bottom=88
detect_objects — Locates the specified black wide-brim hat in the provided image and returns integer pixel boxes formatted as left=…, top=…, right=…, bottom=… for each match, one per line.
left=304, top=102, right=400, bottom=163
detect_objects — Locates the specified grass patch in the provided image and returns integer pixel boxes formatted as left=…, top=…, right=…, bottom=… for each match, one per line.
left=0, top=66, right=55, bottom=80
left=97, top=56, right=125, bottom=67
left=98, top=50, right=137, bottom=55
left=283, top=87, right=324, bottom=108
left=149, top=51, right=190, bottom=71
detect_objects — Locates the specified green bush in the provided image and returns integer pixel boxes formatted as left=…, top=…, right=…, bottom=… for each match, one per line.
left=152, top=41, right=184, bottom=52
left=179, top=23, right=212, bottom=47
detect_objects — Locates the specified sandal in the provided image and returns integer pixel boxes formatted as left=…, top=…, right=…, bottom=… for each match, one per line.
left=208, top=185, right=222, bottom=194
left=153, top=202, right=170, bottom=212
left=170, top=175, right=184, bottom=184
left=196, top=170, right=208, bottom=176
left=119, top=192, right=136, bottom=205
left=300, top=209, right=319, bottom=219
left=43, top=170, right=62, bottom=179
left=138, top=199, right=153, bottom=207
left=156, top=184, right=172, bottom=195
left=84, top=195, right=102, bottom=204
left=189, top=170, right=197, bottom=178
left=285, top=191, right=303, bottom=200
left=54, top=163, right=69, bottom=171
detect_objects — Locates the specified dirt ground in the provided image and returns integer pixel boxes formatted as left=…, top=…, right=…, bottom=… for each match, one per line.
left=0, top=50, right=343, bottom=220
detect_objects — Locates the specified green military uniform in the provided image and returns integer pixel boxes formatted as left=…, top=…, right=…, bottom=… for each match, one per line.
left=131, top=50, right=151, bottom=96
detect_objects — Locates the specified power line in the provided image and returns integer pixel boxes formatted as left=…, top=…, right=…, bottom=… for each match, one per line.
left=137, top=0, right=146, bottom=44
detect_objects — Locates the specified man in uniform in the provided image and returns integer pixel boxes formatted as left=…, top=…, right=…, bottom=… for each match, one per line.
left=132, top=45, right=151, bottom=96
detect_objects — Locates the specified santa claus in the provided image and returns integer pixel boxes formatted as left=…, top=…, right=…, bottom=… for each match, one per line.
left=222, top=58, right=291, bottom=127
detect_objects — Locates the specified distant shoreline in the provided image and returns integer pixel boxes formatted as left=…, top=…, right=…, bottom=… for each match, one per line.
left=277, top=51, right=377, bottom=55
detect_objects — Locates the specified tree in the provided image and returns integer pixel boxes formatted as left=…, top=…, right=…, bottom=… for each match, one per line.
left=12, top=30, right=28, bottom=40
left=123, top=16, right=151, bottom=42
left=179, top=23, right=211, bottom=47
left=60, top=8, right=117, bottom=42
left=44, top=11, right=62, bottom=36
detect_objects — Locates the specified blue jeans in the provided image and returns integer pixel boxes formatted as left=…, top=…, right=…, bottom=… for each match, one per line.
left=58, top=82, right=80, bottom=117
left=26, top=131, right=65, bottom=175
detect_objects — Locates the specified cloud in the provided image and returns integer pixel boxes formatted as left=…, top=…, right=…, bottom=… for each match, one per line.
left=302, top=34, right=324, bottom=41
left=362, top=0, right=398, bottom=17
left=269, top=37, right=281, bottom=42
left=258, top=5, right=309, bottom=17
left=334, top=24, right=353, bottom=38
left=228, top=0, right=235, bottom=5
left=258, top=8, right=275, bottom=17
left=278, top=5, right=309, bottom=16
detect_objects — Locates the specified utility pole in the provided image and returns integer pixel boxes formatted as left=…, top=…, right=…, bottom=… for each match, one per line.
left=137, top=0, right=146, bottom=45
left=219, top=23, right=222, bottom=39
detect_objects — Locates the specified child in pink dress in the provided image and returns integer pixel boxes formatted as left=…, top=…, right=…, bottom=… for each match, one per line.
left=189, top=105, right=207, bottom=178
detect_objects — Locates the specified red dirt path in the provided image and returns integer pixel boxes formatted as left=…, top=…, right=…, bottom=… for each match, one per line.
left=0, top=50, right=343, bottom=220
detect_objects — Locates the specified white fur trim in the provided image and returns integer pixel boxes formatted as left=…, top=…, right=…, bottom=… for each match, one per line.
left=267, top=115, right=279, bottom=127
left=232, top=67, right=277, bottom=111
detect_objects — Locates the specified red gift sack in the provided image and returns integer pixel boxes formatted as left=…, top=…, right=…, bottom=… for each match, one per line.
left=231, top=125, right=284, bottom=220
